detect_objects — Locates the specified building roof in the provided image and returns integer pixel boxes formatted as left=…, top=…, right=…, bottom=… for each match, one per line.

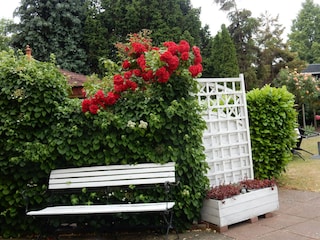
left=302, top=64, right=320, bottom=74
left=59, top=69, right=87, bottom=87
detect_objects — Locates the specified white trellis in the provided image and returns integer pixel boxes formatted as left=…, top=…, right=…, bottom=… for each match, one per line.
left=196, top=74, right=253, bottom=186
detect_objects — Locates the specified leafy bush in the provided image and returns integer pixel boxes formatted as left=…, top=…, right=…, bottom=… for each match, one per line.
left=0, top=32, right=209, bottom=237
left=246, top=85, right=297, bottom=179
left=0, top=50, right=71, bottom=237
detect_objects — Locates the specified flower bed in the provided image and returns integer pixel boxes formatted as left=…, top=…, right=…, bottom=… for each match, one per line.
left=201, top=179, right=279, bottom=232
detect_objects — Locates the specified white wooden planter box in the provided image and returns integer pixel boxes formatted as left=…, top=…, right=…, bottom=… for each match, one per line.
left=201, top=186, right=279, bottom=230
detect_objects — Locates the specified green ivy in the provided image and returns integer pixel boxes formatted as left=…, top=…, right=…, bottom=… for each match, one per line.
left=0, top=50, right=70, bottom=237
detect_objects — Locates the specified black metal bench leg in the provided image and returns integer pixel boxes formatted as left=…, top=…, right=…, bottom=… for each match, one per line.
left=162, top=210, right=179, bottom=240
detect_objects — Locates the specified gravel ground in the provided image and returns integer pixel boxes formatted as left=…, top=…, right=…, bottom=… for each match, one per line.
left=55, top=228, right=233, bottom=240
left=4, top=226, right=234, bottom=240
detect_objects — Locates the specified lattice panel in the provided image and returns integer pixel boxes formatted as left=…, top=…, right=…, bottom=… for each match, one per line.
left=196, top=75, right=253, bottom=186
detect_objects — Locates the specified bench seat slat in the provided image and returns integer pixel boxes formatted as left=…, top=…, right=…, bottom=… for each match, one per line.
left=50, top=167, right=175, bottom=179
left=48, top=162, right=176, bottom=190
left=49, top=172, right=175, bottom=185
left=27, top=202, right=175, bottom=216
left=50, top=162, right=175, bottom=175
left=49, top=177, right=176, bottom=190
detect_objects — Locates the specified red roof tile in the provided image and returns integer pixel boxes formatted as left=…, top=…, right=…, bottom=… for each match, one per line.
left=59, top=69, right=87, bottom=87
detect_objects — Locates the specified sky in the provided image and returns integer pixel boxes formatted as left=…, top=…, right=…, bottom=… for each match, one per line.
left=1, top=0, right=320, bottom=39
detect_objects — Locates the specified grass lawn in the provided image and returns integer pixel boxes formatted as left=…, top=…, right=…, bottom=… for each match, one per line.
left=278, top=135, right=320, bottom=192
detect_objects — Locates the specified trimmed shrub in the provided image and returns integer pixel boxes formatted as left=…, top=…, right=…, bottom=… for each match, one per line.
left=247, top=85, right=297, bottom=179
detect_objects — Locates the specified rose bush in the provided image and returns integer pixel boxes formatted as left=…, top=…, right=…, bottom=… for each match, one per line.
left=82, top=32, right=203, bottom=114
left=79, top=31, right=209, bottom=229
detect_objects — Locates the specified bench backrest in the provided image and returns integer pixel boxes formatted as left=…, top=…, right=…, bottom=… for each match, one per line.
left=49, top=162, right=175, bottom=190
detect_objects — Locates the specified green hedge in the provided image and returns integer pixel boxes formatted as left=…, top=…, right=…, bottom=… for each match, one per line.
left=247, top=85, right=297, bottom=179
left=0, top=39, right=208, bottom=237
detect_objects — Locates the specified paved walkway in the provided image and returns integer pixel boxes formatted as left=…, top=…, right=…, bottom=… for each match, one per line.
left=209, top=187, right=320, bottom=240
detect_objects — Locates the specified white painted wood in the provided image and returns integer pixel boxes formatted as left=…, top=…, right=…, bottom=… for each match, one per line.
left=201, top=186, right=279, bottom=227
left=49, top=162, right=175, bottom=190
left=27, top=202, right=175, bottom=216
left=27, top=162, right=176, bottom=217
left=196, top=75, right=253, bottom=186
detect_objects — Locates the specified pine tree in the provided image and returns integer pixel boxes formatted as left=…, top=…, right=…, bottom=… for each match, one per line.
left=211, top=24, right=239, bottom=77
left=11, top=0, right=88, bottom=73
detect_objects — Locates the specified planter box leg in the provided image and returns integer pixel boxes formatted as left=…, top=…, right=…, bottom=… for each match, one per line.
left=249, top=216, right=258, bottom=223
left=264, top=212, right=274, bottom=218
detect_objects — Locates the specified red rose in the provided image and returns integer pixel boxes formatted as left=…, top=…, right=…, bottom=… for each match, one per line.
left=126, top=80, right=138, bottom=91
left=163, top=41, right=178, bottom=55
left=181, top=52, right=189, bottom=61
left=160, top=51, right=180, bottom=72
left=89, top=104, right=99, bottom=114
left=178, top=40, right=190, bottom=53
left=113, top=74, right=124, bottom=86
left=132, top=42, right=147, bottom=55
left=137, top=54, right=147, bottom=71
left=94, top=90, right=106, bottom=108
left=105, top=92, right=119, bottom=105
left=189, top=64, right=203, bottom=77
left=81, top=99, right=91, bottom=113
left=142, top=70, right=154, bottom=81
left=124, top=70, right=133, bottom=79
left=155, top=67, right=170, bottom=83
left=192, top=46, right=202, bottom=65
left=122, top=60, right=131, bottom=69
left=167, top=55, right=179, bottom=71
left=133, top=69, right=142, bottom=77
left=160, top=51, right=173, bottom=62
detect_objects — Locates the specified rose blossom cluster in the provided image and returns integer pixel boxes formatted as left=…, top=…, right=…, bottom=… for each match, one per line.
left=82, top=90, right=120, bottom=114
left=82, top=38, right=203, bottom=114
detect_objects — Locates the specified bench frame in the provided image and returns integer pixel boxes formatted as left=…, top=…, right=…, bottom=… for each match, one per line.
left=26, top=162, right=176, bottom=239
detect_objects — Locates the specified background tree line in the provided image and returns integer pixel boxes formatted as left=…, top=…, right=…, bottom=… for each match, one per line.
left=0, top=0, right=320, bottom=91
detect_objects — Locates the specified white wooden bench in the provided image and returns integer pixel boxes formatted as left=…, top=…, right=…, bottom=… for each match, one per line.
left=26, top=162, right=176, bottom=238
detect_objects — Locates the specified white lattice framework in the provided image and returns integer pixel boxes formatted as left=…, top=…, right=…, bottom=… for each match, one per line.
left=196, top=74, right=253, bottom=186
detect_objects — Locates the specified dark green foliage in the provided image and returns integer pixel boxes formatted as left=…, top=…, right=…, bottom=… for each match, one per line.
left=84, top=0, right=207, bottom=74
left=0, top=50, right=71, bottom=237
left=246, top=85, right=297, bottom=179
left=289, top=0, right=320, bottom=63
left=210, top=24, right=239, bottom=77
left=228, top=9, right=259, bottom=88
left=11, top=0, right=88, bottom=73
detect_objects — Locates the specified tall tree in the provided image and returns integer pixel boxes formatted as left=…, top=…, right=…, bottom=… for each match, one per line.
left=256, top=11, right=290, bottom=86
left=227, top=9, right=259, bottom=90
left=84, top=0, right=208, bottom=74
left=199, top=25, right=216, bottom=77
left=11, top=0, right=88, bottom=73
left=289, top=0, right=320, bottom=63
left=210, top=24, right=239, bottom=77
left=214, top=0, right=259, bottom=90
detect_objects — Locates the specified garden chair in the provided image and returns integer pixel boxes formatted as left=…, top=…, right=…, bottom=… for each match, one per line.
left=292, top=128, right=314, bottom=160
